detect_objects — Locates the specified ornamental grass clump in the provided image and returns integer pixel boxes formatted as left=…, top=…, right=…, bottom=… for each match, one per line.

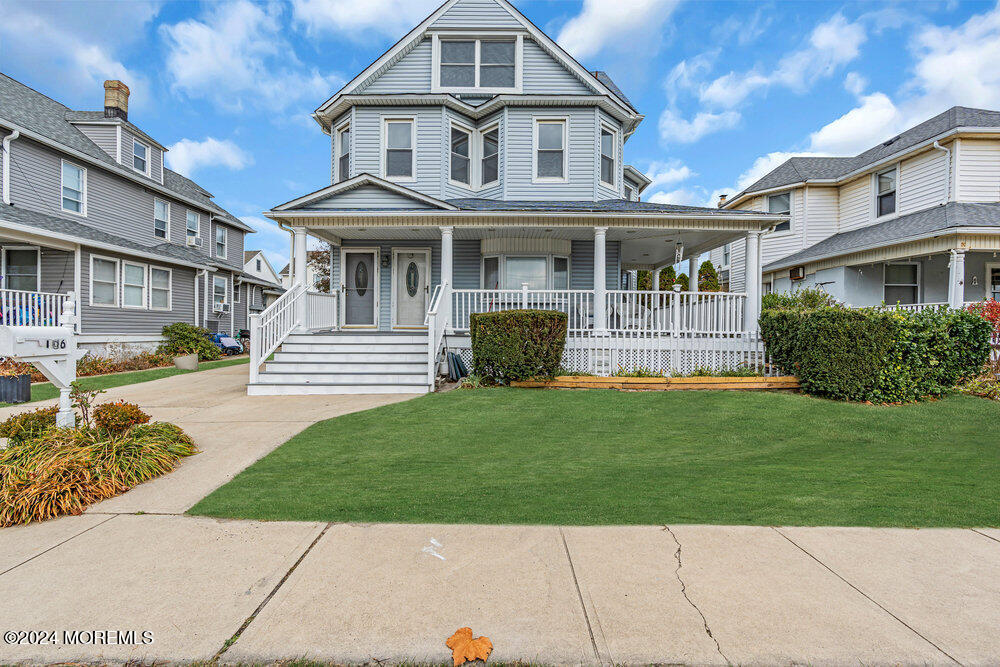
left=0, top=414, right=196, bottom=527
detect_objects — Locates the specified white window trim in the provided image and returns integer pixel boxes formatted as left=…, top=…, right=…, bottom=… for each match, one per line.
left=599, top=122, right=618, bottom=188
left=89, top=254, right=120, bottom=308
left=532, top=117, right=568, bottom=184
left=624, top=185, right=635, bottom=201
left=213, top=275, right=229, bottom=310
left=149, top=266, right=172, bottom=311
left=381, top=116, right=417, bottom=182
left=60, top=159, right=87, bottom=217
left=132, top=139, right=150, bottom=176
left=875, top=165, right=899, bottom=220
left=883, top=261, right=921, bottom=304
left=233, top=281, right=241, bottom=303
left=480, top=253, right=571, bottom=290
left=121, top=260, right=148, bottom=310
left=186, top=210, right=201, bottom=239
left=215, top=225, right=227, bottom=259
left=431, top=33, right=523, bottom=95
left=986, top=262, right=1000, bottom=301
left=335, top=119, right=351, bottom=183
left=448, top=119, right=475, bottom=189
left=1, top=245, right=41, bottom=292
left=767, top=191, right=792, bottom=235
left=153, top=198, right=170, bottom=242
left=479, top=122, right=500, bottom=188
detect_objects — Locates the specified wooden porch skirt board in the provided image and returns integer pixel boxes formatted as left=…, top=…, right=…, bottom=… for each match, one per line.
left=510, top=376, right=800, bottom=391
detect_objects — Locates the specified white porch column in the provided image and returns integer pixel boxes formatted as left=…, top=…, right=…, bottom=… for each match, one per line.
left=593, top=226, right=607, bottom=333
left=292, top=226, right=308, bottom=329
left=743, top=231, right=763, bottom=331
left=948, top=249, right=966, bottom=308
left=652, top=268, right=661, bottom=292
left=687, top=257, right=699, bottom=291
left=440, top=226, right=454, bottom=287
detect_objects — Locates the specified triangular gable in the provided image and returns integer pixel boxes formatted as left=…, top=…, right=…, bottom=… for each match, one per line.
left=316, top=0, right=631, bottom=116
left=272, top=174, right=458, bottom=212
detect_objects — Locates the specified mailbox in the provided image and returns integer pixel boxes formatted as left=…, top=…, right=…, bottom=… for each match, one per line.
left=0, top=325, right=75, bottom=360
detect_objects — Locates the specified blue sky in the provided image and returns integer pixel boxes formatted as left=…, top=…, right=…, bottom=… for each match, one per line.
left=2, top=0, right=999, bottom=268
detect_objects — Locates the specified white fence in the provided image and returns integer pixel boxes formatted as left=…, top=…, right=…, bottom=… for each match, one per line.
left=0, top=288, right=67, bottom=327
left=426, top=282, right=450, bottom=387
left=451, top=288, right=595, bottom=332
left=249, top=284, right=302, bottom=383
left=305, top=291, right=339, bottom=330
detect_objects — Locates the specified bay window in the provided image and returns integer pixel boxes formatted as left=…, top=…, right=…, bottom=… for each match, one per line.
left=450, top=124, right=471, bottom=185
left=482, top=254, right=570, bottom=289
left=383, top=118, right=414, bottom=179
left=3, top=247, right=39, bottom=291
left=481, top=126, right=499, bottom=186
left=336, top=122, right=350, bottom=182
left=600, top=126, right=616, bottom=186
left=534, top=119, right=566, bottom=181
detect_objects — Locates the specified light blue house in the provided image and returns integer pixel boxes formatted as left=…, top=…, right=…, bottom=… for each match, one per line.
left=252, top=0, right=786, bottom=394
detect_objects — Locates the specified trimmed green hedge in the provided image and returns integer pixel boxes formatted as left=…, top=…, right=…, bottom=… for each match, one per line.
left=760, top=306, right=991, bottom=403
left=470, top=309, right=568, bottom=383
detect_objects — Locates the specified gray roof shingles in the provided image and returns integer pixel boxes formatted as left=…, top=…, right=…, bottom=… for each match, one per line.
left=763, top=202, right=1000, bottom=271
left=741, top=106, right=1000, bottom=196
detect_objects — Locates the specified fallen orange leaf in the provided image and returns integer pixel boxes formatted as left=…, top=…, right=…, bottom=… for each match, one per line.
left=446, top=627, right=493, bottom=666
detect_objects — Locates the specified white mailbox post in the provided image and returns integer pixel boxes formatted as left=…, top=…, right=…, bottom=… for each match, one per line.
left=0, top=292, right=82, bottom=427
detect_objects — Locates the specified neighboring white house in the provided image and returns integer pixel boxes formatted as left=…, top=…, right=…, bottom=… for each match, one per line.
left=711, top=107, right=1000, bottom=308
left=237, top=250, right=283, bottom=321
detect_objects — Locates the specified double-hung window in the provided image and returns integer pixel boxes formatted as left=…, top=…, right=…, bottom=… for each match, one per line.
left=91, top=256, right=119, bottom=307
left=534, top=119, right=566, bottom=181
left=383, top=118, right=414, bottom=179
left=233, top=282, right=241, bottom=303
left=122, top=262, right=146, bottom=308
left=768, top=192, right=791, bottom=232
left=877, top=167, right=896, bottom=217
left=450, top=124, right=472, bottom=186
left=722, top=243, right=731, bottom=266
left=154, top=199, right=169, bottom=240
left=215, top=226, right=227, bottom=258
left=884, top=263, right=918, bottom=305
left=336, top=122, right=350, bottom=183
left=150, top=267, right=171, bottom=310
left=600, top=126, right=616, bottom=186
left=61, top=161, right=86, bottom=214
left=255, top=258, right=262, bottom=272
left=186, top=211, right=200, bottom=239
left=213, top=276, right=228, bottom=310
left=133, top=140, right=149, bottom=174
left=624, top=185, right=635, bottom=201
left=437, top=38, right=517, bottom=91
left=3, top=248, right=39, bottom=291
left=481, top=125, right=499, bottom=186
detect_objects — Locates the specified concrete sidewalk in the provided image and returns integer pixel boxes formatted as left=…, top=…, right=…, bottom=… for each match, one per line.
left=2, top=516, right=999, bottom=664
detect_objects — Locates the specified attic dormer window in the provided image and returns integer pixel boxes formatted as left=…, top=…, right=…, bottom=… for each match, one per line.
left=432, top=34, right=522, bottom=93
left=133, top=139, right=149, bottom=175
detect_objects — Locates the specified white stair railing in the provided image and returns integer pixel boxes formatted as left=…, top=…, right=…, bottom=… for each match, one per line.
left=0, top=288, right=67, bottom=327
left=305, top=291, right=339, bottom=330
left=425, top=281, right=450, bottom=389
left=249, top=283, right=304, bottom=384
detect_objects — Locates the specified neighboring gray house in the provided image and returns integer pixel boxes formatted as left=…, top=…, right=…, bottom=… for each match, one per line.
left=0, top=75, right=254, bottom=354
left=711, top=107, right=1000, bottom=309
left=252, top=0, right=785, bottom=394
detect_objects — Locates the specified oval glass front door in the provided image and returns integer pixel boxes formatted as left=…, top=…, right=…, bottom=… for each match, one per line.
left=405, top=261, right=419, bottom=297
left=355, top=261, right=368, bottom=297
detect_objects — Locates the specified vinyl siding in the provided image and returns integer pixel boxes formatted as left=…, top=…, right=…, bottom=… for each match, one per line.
left=0, top=244, right=74, bottom=294
left=759, top=188, right=803, bottom=267
left=504, top=108, right=598, bottom=199
left=803, top=186, right=839, bottom=247
left=79, top=247, right=196, bottom=334
left=352, top=107, right=444, bottom=197
left=119, top=126, right=163, bottom=183
left=309, top=184, right=438, bottom=209
left=233, top=283, right=248, bottom=332
left=521, top=39, right=593, bottom=95
left=429, top=0, right=523, bottom=29
left=202, top=269, right=236, bottom=334
left=838, top=175, right=871, bottom=233
left=73, top=124, right=118, bottom=161
left=956, top=138, right=1000, bottom=202
left=595, top=109, right=623, bottom=200
left=898, top=148, right=949, bottom=214
left=442, top=108, right=478, bottom=198
left=357, top=38, right=433, bottom=94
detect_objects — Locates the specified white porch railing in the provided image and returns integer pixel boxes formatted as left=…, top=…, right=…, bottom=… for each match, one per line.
left=249, top=283, right=303, bottom=384
left=426, top=281, right=451, bottom=388
left=449, top=287, right=746, bottom=334
left=0, top=288, right=67, bottom=327
left=883, top=302, right=948, bottom=313
left=305, top=291, right=339, bottom=331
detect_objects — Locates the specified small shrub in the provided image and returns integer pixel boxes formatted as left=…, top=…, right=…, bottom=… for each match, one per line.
left=960, top=374, right=1000, bottom=401
left=93, top=401, right=151, bottom=434
left=459, top=374, right=486, bottom=389
left=70, top=382, right=104, bottom=427
left=0, top=406, right=58, bottom=444
left=158, top=322, right=221, bottom=361
left=470, top=309, right=568, bottom=383
left=762, top=287, right=840, bottom=311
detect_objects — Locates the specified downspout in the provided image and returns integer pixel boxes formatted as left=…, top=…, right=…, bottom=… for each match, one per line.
left=194, top=269, right=205, bottom=326
left=2, top=130, right=21, bottom=205
left=932, top=141, right=951, bottom=202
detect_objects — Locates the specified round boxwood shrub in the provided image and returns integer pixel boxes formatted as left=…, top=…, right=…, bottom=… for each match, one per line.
left=158, top=322, right=221, bottom=361
left=470, top=309, right=568, bottom=383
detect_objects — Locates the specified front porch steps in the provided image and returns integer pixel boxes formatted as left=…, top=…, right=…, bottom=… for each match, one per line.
left=247, top=331, right=430, bottom=395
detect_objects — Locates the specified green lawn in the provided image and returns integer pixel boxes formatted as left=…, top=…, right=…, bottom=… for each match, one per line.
left=5, top=357, right=248, bottom=405
left=190, top=388, right=1000, bottom=527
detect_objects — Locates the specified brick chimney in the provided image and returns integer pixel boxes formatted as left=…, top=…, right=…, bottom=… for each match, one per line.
left=103, top=80, right=130, bottom=121
left=717, top=193, right=728, bottom=208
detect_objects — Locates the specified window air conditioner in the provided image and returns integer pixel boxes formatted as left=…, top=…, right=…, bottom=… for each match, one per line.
left=187, top=236, right=203, bottom=247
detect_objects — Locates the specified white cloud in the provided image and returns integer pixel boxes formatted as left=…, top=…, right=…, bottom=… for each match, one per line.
left=291, top=0, right=441, bottom=38
left=843, top=71, right=868, bottom=97
left=161, top=1, right=343, bottom=113
left=0, top=1, right=156, bottom=108
left=807, top=93, right=902, bottom=154
left=645, top=160, right=696, bottom=188
left=557, top=0, right=680, bottom=60
left=647, top=188, right=707, bottom=207
left=658, top=108, right=740, bottom=144
left=241, top=216, right=291, bottom=269
left=165, top=138, right=253, bottom=177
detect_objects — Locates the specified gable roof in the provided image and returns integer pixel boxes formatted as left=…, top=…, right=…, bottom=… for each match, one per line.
left=735, top=106, right=1000, bottom=201
left=763, top=202, right=1000, bottom=272
left=272, top=174, right=458, bottom=212
left=313, top=0, right=636, bottom=126
left=0, top=72, right=251, bottom=232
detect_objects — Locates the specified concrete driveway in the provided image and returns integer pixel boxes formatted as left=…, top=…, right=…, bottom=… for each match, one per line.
left=2, top=366, right=1000, bottom=664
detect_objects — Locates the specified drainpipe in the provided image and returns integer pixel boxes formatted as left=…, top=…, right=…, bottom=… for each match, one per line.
left=2, top=129, right=21, bottom=205
left=933, top=141, right=951, bottom=201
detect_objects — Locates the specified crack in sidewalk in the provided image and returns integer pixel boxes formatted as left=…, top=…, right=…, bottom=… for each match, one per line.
left=662, top=526, right=731, bottom=665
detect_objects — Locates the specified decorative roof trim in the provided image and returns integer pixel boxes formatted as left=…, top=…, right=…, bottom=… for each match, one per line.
left=271, top=173, right=459, bottom=212
left=623, top=165, right=652, bottom=193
